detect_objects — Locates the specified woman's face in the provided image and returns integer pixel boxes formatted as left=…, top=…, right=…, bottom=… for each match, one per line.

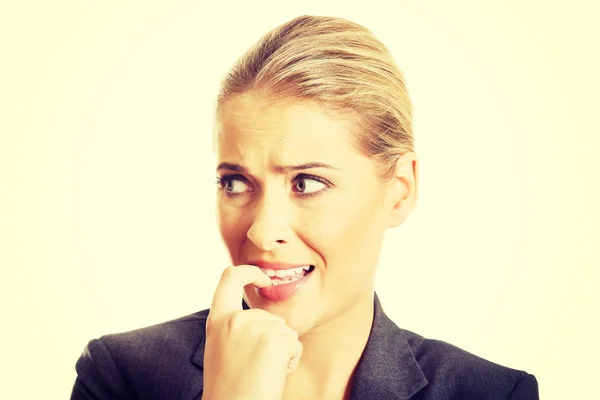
left=215, top=92, right=408, bottom=335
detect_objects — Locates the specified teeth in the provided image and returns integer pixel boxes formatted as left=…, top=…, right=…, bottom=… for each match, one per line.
left=275, top=270, right=287, bottom=278
left=271, top=276, right=303, bottom=286
left=259, top=265, right=312, bottom=278
left=262, top=269, right=276, bottom=277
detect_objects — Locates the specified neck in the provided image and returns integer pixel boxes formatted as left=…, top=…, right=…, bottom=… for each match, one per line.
left=286, top=290, right=375, bottom=398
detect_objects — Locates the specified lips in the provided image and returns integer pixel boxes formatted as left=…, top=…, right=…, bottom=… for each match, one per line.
left=247, top=261, right=316, bottom=302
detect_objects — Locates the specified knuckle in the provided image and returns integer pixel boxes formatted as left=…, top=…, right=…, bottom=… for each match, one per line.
left=258, top=332, right=281, bottom=351
left=220, top=266, right=236, bottom=279
left=226, top=311, right=246, bottom=331
left=205, top=316, right=216, bottom=331
left=205, top=313, right=225, bottom=334
left=248, top=322, right=265, bottom=337
left=286, top=326, right=299, bottom=338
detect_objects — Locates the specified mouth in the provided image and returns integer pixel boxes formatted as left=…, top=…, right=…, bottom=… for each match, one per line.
left=255, top=265, right=316, bottom=286
left=253, top=264, right=316, bottom=302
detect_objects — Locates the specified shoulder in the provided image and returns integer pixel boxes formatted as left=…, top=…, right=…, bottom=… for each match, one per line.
left=401, top=329, right=539, bottom=399
left=93, top=308, right=210, bottom=357
left=71, top=309, right=210, bottom=400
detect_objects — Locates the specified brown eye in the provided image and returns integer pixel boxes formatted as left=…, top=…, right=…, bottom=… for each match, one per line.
left=295, top=179, right=306, bottom=192
left=293, top=176, right=327, bottom=194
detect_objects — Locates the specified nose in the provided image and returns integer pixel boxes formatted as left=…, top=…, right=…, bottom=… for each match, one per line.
left=246, top=194, right=290, bottom=252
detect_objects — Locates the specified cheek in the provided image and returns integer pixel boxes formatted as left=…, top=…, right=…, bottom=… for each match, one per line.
left=302, top=195, right=384, bottom=266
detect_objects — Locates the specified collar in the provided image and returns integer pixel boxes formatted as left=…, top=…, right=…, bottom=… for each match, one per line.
left=191, top=292, right=428, bottom=399
left=350, top=292, right=428, bottom=399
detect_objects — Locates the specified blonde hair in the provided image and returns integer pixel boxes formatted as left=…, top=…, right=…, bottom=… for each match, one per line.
left=215, top=15, right=413, bottom=181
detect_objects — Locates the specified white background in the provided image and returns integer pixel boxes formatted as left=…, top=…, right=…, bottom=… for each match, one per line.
left=2, top=1, right=598, bottom=399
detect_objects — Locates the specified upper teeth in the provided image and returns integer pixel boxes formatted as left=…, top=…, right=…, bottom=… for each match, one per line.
left=259, top=265, right=311, bottom=278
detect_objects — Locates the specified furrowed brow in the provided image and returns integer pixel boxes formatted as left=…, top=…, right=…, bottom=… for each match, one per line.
left=274, top=162, right=340, bottom=173
left=216, top=162, right=340, bottom=173
left=216, top=162, right=247, bottom=173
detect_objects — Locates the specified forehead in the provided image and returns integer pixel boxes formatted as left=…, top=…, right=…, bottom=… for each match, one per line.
left=216, top=93, right=358, bottom=163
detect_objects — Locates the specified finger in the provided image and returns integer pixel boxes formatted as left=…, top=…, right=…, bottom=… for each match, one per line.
left=287, top=338, right=303, bottom=362
left=286, top=342, right=303, bottom=375
left=287, top=357, right=300, bottom=375
left=210, top=265, right=272, bottom=317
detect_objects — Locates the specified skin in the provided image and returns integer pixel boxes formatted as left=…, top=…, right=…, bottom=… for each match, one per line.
left=215, top=91, right=418, bottom=399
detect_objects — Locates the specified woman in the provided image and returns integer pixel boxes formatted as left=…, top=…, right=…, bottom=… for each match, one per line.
left=71, top=15, right=539, bottom=400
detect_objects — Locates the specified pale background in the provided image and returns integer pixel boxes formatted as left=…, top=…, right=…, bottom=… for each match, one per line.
left=1, top=1, right=598, bottom=399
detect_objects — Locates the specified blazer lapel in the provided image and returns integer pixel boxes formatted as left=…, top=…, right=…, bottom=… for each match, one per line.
left=350, top=293, right=428, bottom=399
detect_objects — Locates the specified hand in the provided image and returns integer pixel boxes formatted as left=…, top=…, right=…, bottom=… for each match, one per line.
left=202, top=265, right=303, bottom=400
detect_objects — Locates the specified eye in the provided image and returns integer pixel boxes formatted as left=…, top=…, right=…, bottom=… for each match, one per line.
left=216, top=174, right=252, bottom=194
left=292, top=174, right=330, bottom=195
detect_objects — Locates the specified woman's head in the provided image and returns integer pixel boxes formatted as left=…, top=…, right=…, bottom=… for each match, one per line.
left=213, top=16, right=418, bottom=335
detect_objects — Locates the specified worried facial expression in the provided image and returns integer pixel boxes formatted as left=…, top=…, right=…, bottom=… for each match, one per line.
left=215, top=92, right=414, bottom=334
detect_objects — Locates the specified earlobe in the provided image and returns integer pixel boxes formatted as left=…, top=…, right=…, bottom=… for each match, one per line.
left=387, top=152, right=418, bottom=228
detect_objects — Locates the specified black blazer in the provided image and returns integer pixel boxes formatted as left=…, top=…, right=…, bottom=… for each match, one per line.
left=71, top=293, right=539, bottom=399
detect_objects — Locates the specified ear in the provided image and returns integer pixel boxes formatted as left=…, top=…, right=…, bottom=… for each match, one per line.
left=385, top=152, right=419, bottom=228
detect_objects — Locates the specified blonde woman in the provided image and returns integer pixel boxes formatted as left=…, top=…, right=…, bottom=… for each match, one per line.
left=71, top=15, right=539, bottom=400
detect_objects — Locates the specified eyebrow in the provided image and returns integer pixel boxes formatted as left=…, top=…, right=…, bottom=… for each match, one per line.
left=216, top=162, right=340, bottom=173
